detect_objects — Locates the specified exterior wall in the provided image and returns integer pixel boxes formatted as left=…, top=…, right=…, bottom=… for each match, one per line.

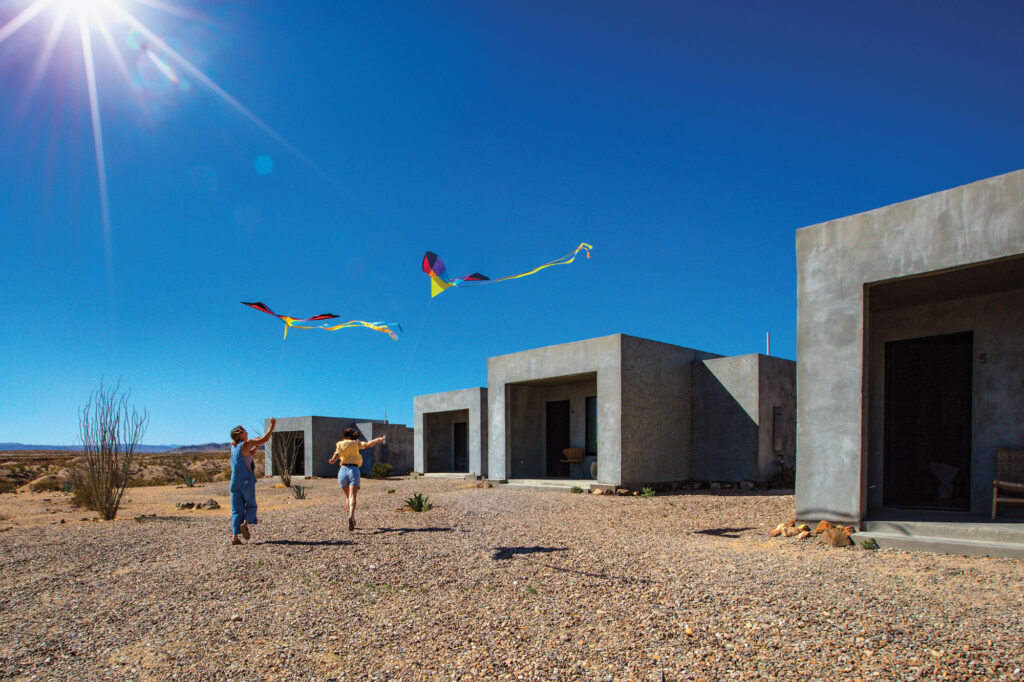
left=488, top=335, right=623, bottom=485
left=866, top=287, right=1024, bottom=513
left=796, top=169, right=1024, bottom=522
left=506, top=379, right=597, bottom=478
left=758, top=354, right=797, bottom=480
left=368, top=422, right=414, bottom=474
left=264, top=415, right=397, bottom=478
left=619, top=336, right=717, bottom=486
left=414, top=388, right=488, bottom=476
left=691, top=355, right=760, bottom=481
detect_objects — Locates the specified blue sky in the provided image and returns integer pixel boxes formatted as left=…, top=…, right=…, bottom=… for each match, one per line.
left=1, top=1, right=1022, bottom=444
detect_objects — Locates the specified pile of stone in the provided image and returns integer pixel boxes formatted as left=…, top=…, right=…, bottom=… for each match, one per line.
left=175, top=499, right=220, bottom=510
left=771, top=519, right=855, bottom=547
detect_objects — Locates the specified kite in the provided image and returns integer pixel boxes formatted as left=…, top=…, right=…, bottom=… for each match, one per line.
left=422, top=242, right=593, bottom=297
left=241, top=302, right=400, bottom=341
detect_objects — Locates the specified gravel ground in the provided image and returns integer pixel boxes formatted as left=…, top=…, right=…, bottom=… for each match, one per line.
left=1, top=477, right=1023, bottom=681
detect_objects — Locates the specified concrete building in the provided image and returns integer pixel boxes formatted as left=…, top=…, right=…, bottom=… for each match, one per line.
left=796, top=170, right=1024, bottom=542
left=264, top=415, right=413, bottom=479
left=484, top=334, right=795, bottom=488
left=414, top=388, right=488, bottom=477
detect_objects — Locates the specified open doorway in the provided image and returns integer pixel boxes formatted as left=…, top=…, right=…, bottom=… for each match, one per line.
left=883, top=331, right=972, bottom=510
left=453, top=421, right=469, bottom=472
left=546, top=400, right=571, bottom=477
left=271, top=431, right=305, bottom=477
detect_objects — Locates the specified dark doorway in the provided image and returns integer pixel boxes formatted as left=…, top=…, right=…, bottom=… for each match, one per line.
left=271, top=432, right=304, bottom=476
left=546, top=400, right=571, bottom=477
left=883, top=331, right=973, bottom=510
left=453, top=422, right=468, bottom=473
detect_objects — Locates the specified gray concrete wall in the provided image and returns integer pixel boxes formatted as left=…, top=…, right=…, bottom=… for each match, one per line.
left=414, top=388, right=487, bottom=476
left=691, top=355, right=760, bottom=482
left=758, top=355, right=797, bottom=480
left=369, top=422, right=414, bottom=474
left=264, top=416, right=312, bottom=478
left=866, top=287, right=1024, bottom=513
left=796, top=169, right=1024, bottom=522
left=264, top=415, right=389, bottom=479
left=506, top=379, right=597, bottom=478
left=619, top=336, right=716, bottom=486
left=488, top=335, right=623, bottom=485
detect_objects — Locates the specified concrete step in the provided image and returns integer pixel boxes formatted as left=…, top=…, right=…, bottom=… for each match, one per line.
left=859, top=519, right=1024, bottom=545
left=501, top=478, right=595, bottom=491
left=850, top=531, right=1024, bottom=559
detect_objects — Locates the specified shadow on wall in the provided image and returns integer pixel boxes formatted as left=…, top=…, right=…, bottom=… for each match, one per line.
left=691, top=363, right=761, bottom=482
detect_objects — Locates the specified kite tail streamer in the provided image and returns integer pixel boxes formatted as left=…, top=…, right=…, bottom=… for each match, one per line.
left=422, top=243, right=592, bottom=297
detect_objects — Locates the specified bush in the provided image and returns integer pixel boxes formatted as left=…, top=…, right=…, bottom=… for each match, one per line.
left=387, top=488, right=396, bottom=494
left=182, top=474, right=196, bottom=488
left=30, top=477, right=62, bottom=493
left=293, top=484, right=308, bottom=500
left=370, top=462, right=393, bottom=479
left=569, top=486, right=583, bottom=494
left=640, top=486, right=656, bottom=498
left=405, top=492, right=431, bottom=512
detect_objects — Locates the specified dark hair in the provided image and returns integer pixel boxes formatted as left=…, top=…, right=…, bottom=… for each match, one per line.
left=342, top=427, right=360, bottom=441
left=230, top=425, right=245, bottom=444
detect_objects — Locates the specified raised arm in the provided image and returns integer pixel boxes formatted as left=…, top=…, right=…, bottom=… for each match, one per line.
left=360, top=436, right=385, bottom=449
left=246, top=417, right=276, bottom=454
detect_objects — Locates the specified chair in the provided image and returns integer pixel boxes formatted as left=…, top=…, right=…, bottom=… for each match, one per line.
left=561, top=448, right=584, bottom=479
left=992, top=448, right=1024, bottom=519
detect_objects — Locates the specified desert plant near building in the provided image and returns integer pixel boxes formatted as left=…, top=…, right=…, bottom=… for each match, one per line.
left=182, top=473, right=195, bottom=488
left=370, top=462, right=393, bottom=479
left=640, top=486, right=656, bottom=498
left=72, top=380, right=149, bottom=520
left=405, top=492, right=431, bottom=512
left=569, top=486, right=584, bottom=494
left=269, top=429, right=302, bottom=488
left=292, top=484, right=307, bottom=500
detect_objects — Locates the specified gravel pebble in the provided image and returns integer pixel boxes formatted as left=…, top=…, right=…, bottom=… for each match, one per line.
left=1, top=477, right=1022, bottom=680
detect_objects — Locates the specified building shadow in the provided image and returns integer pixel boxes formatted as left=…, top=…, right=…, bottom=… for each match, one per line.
left=491, top=545, right=566, bottom=561
left=693, top=527, right=753, bottom=538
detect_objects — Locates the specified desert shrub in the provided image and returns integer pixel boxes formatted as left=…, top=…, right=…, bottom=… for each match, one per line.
left=0, top=482, right=19, bottom=494
left=387, top=488, right=396, bottom=494
left=30, top=477, right=61, bottom=493
left=125, top=477, right=170, bottom=488
left=370, top=462, right=393, bottom=479
left=74, top=380, right=149, bottom=520
left=293, top=484, right=308, bottom=500
left=569, top=486, right=584, bottom=494
left=183, top=474, right=196, bottom=488
left=269, top=430, right=302, bottom=487
left=640, top=486, right=656, bottom=498
left=405, top=492, right=431, bottom=512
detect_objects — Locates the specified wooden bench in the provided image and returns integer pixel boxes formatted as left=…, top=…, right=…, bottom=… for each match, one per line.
left=992, top=448, right=1024, bottom=519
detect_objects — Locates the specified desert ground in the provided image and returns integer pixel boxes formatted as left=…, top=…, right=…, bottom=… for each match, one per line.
left=1, top=469, right=1023, bottom=681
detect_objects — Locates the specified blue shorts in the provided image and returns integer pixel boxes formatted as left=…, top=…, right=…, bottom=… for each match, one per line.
left=338, top=464, right=361, bottom=488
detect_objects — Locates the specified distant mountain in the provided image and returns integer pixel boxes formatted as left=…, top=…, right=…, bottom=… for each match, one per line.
left=0, top=443, right=241, bottom=453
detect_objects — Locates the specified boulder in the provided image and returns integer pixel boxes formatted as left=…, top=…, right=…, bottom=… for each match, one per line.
left=815, top=520, right=835, bottom=534
left=176, top=501, right=195, bottom=510
left=797, top=530, right=811, bottom=539
left=819, top=527, right=853, bottom=547
left=771, top=523, right=785, bottom=537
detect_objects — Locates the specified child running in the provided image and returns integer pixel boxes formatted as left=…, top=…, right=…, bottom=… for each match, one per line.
left=228, top=418, right=275, bottom=545
left=329, top=427, right=385, bottom=531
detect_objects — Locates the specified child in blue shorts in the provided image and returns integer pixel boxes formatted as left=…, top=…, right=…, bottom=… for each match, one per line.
left=329, top=427, right=385, bottom=531
left=228, top=418, right=275, bottom=545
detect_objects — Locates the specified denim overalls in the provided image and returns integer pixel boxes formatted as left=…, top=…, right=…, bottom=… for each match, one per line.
left=229, top=442, right=258, bottom=535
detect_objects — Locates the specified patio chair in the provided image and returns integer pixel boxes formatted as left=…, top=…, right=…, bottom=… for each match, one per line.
left=992, top=448, right=1024, bottom=519
left=561, top=448, right=584, bottom=479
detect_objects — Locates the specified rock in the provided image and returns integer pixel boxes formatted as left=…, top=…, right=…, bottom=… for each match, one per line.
left=476, top=482, right=493, bottom=489
left=205, top=499, right=220, bottom=510
left=797, top=530, right=811, bottom=539
left=176, top=501, right=194, bottom=510
left=843, top=525, right=855, bottom=536
left=591, top=489, right=604, bottom=495
left=783, top=526, right=801, bottom=537
left=815, top=520, right=835, bottom=534
left=740, top=481, right=755, bottom=490
left=787, top=519, right=796, bottom=527
left=615, top=488, right=630, bottom=496
left=819, top=527, right=853, bottom=547
left=229, top=614, right=242, bottom=622
left=194, top=502, right=204, bottom=510
left=709, top=482, right=721, bottom=490
left=771, top=524, right=784, bottom=537
left=796, top=523, right=810, bottom=532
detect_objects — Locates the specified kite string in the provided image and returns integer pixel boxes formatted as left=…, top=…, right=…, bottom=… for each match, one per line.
left=395, top=296, right=434, bottom=401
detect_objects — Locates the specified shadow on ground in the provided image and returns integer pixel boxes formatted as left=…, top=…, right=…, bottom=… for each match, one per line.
left=693, top=527, right=753, bottom=538
left=258, top=539, right=354, bottom=547
left=543, top=563, right=652, bottom=584
left=491, top=546, right=566, bottom=561
left=369, top=527, right=453, bottom=535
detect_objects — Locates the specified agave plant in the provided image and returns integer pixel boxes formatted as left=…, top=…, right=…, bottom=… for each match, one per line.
left=405, top=492, right=431, bottom=512
left=293, top=484, right=308, bottom=500
left=182, top=474, right=196, bottom=488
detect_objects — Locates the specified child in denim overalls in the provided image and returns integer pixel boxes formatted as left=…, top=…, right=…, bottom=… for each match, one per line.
left=229, top=418, right=275, bottom=545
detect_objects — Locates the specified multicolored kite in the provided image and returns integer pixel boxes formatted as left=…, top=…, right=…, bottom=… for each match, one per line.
left=241, top=302, right=400, bottom=341
left=422, top=242, right=593, bottom=297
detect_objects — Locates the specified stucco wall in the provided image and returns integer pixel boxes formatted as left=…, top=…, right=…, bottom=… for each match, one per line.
left=414, top=388, right=487, bottom=476
left=758, top=354, right=797, bottom=479
left=866, top=287, right=1024, bottom=513
left=691, top=355, right=759, bottom=482
left=796, top=169, right=1024, bottom=522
